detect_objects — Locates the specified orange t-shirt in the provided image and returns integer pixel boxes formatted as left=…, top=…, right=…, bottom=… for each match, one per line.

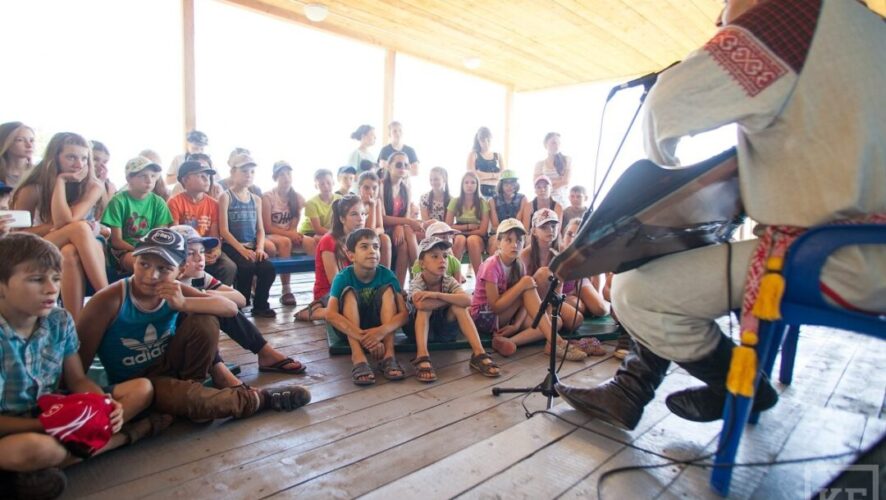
left=167, top=192, right=219, bottom=236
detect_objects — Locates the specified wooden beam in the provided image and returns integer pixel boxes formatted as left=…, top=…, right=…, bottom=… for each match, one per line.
left=182, top=0, right=197, bottom=138
left=383, top=49, right=396, bottom=144
left=867, top=0, right=886, bottom=15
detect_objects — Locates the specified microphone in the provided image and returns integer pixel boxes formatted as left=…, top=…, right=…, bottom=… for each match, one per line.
left=606, top=61, right=681, bottom=100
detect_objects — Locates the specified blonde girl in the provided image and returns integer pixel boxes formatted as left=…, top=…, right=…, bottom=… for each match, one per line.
left=12, top=132, right=108, bottom=320
left=445, top=171, right=488, bottom=275
left=0, top=121, right=35, bottom=186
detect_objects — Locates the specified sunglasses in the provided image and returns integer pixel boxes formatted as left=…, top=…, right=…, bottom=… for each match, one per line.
left=394, top=161, right=408, bottom=169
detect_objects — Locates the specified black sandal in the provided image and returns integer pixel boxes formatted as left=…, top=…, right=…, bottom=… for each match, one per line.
left=411, top=356, right=438, bottom=383
left=379, top=357, right=406, bottom=381
left=351, top=362, right=376, bottom=386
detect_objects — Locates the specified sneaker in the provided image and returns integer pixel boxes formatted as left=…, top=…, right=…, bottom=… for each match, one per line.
left=15, top=467, right=67, bottom=500
left=252, top=308, right=277, bottom=318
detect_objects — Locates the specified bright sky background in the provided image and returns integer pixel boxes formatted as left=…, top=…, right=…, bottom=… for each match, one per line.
left=1, top=0, right=735, bottom=202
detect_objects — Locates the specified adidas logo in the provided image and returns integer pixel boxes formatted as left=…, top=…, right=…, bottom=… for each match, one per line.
left=121, top=324, right=172, bottom=367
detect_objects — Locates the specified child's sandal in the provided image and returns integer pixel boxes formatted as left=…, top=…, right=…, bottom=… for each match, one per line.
left=469, top=352, right=501, bottom=377
left=411, top=356, right=438, bottom=383
left=351, top=362, right=376, bottom=386
left=379, top=357, right=406, bottom=381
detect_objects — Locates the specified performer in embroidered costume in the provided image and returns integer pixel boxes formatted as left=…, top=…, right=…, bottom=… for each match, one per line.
left=557, top=0, right=885, bottom=429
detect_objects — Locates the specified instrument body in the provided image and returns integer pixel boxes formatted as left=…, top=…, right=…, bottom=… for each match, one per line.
left=551, top=148, right=743, bottom=280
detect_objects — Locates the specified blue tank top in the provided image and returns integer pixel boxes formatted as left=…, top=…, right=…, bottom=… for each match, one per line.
left=493, top=193, right=524, bottom=221
left=97, top=279, right=178, bottom=384
left=226, top=189, right=257, bottom=246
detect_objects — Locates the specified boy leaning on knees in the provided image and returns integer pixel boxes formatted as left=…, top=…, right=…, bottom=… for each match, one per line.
left=406, top=236, right=500, bottom=383
left=75, top=228, right=310, bottom=424
left=325, top=228, right=408, bottom=386
left=0, top=233, right=153, bottom=499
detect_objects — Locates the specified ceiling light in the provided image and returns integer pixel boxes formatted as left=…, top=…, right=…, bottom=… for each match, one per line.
left=464, top=57, right=481, bottom=70
left=304, top=3, right=328, bottom=22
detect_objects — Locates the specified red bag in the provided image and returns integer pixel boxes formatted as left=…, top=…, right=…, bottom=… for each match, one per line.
left=37, top=393, right=114, bottom=458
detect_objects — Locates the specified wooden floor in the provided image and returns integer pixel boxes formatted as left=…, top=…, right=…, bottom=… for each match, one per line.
left=64, top=272, right=886, bottom=499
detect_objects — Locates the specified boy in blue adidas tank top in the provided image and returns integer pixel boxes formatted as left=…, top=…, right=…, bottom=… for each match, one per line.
left=0, top=234, right=153, bottom=499
left=76, top=229, right=310, bottom=423
left=325, top=228, right=408, bottom=386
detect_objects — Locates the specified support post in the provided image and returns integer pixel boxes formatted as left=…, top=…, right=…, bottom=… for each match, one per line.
left=182, top=0, right=197, bottom=140
left=383, top=49, right=396, bottom=143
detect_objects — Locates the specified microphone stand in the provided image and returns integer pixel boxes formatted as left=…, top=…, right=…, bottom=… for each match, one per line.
left=492, top=275, right=564, bottom=410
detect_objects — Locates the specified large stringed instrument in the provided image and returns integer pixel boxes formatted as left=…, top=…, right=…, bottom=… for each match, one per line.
left=551, top=147, right=744, bottom=280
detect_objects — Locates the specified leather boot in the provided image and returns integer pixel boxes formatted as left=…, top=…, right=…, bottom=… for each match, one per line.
left=555, top=341, right=671, bottom=430
left=666, top=333, right=778, bottom=422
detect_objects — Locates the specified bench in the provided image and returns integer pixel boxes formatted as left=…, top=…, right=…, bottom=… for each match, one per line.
left=269, top=255, right=316, bottom=274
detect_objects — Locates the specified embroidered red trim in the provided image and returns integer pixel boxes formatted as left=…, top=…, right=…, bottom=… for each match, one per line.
left=704, top=28, right=789, bottom=97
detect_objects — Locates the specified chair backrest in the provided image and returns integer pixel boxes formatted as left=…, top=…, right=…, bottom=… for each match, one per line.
left=780, top=224, right=886, bottom=336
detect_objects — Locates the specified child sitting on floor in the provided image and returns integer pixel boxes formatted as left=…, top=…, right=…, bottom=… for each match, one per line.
left=406, top=236, right=500, bottom=383
left=325, top=228, right=408, bottom=386
left=470, top=219, right=586, bottom=361
left=172, top=225, right=306, bottom=376
left=75, top=229, right=310, bottom=423
left=410, top=221, right=465, bottom=283
left=102, top=156, right=173, bottom=272
left=0, top=234, right=153, bottom=499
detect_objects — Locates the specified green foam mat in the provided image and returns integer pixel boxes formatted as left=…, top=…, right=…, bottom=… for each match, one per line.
left=326, top=314, right=621, bottom=355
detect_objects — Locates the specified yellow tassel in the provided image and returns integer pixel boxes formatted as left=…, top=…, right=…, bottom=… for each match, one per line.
left=726, top=331, right=758, bottom=397
left=752, top=256, right=785, bottom=320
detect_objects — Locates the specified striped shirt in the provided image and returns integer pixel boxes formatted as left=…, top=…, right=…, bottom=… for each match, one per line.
left=0, top=308, right=79, bottom=415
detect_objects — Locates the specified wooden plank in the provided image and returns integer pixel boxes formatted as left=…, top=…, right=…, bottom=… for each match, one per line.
left=748, top=406, right=868, bottom=500
left=116, top=352, right=608, bottom=498
left=825, top=333, right=886, bottom=418
left=453, top=373, right=699, bottom=499
left=272, top=356, right=625, bottom=498
left=66, top=346, right=547, bottom=496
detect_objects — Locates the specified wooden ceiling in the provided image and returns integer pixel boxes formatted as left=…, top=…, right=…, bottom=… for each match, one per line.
left=228, top=0, right=886, bottom=92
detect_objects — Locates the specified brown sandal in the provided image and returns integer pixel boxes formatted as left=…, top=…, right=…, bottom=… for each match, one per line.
left=412, top=356, right=437, bottom=383
left=469, top=352, right=501, bottom=377
left=294, top=300, right=322, bottom=322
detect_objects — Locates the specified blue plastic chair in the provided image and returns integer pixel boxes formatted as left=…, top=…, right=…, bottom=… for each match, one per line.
left=711, top=224, right=886, bottom=496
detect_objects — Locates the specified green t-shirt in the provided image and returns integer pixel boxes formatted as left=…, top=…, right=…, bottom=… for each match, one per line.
left=298, top=194, right=341, bottom=235
left=101, top=191, right=173, bottom=246
left=411, top=254, right=461, bottom=277
left=329, top=265, right=401, bottom=304
left=446, top=197, right=488, bottom=225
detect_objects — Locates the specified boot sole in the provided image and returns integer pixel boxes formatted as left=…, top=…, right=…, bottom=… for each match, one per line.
left=558, top=390, right=639, bottom=431
left=665, top=390, right=779, bottom=423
